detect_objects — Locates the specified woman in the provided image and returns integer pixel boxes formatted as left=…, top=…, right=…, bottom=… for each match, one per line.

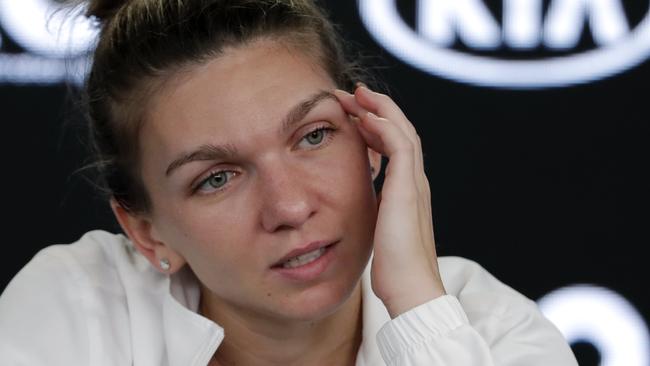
left=0, top=0, right=578, bottom=365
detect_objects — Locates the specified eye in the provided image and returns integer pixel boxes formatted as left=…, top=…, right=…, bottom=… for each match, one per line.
left=297, top=126, right=335, bottom=149
left=194, top=170, right=237, bottom=194
left=306, top=129, right=325, bottom=145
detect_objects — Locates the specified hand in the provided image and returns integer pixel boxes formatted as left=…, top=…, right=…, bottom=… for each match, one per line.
left=334, top=86, right=446, bottom=318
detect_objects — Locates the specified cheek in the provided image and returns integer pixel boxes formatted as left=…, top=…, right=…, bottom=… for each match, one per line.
left=171, top=211, right=263, bottom=297
left=153, top=197, right=258, bottom=274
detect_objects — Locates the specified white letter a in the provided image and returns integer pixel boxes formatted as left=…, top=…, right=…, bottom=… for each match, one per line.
left=545, top=0, right=629, bottom=49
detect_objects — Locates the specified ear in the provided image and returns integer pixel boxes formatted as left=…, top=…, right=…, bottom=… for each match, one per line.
left=367, top=147, right=382, bottom=181
left=110, top=198, right=186, bottom=274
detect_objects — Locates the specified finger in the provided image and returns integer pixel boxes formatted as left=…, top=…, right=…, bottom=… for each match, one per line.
left=340, top=89, right=431, bottom=252
left=334, top=89, right=386, bottom=153
left=336, top=89, right=412, bottom=156
left=336, top=88, right=416, bottom=151
left=357, top=112, right=408, bottom=157
left=357, top=117, right=384, bottom=153
left=361, top=113, right=420, bottom=191
left=355, top=87, right=428, bottom=201
left=336, top=89, right=411, bottom=157
left=334, top=89, right=368, bottom=119
left=355, top=88, right=433, bottom=260
left=353, top=86, right=423, bottom=170
left=354, top=86, right=417, bottom=139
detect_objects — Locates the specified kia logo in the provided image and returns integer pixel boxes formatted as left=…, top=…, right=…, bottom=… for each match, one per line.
left=358, top=0, right=650, bottom=88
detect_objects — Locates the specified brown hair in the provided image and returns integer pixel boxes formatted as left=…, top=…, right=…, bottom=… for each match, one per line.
left=81, top=0, right=366, bottom=214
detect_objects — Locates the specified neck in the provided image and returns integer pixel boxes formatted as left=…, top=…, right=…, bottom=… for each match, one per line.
left=201, top=283, right=363, bottom=366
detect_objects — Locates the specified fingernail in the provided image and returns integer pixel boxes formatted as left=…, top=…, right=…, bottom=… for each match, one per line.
left=333, top=89, right=351, bottom=97
left=355, top=82, right=370, bottom=91
left=366, top=111, right=378, bottom=119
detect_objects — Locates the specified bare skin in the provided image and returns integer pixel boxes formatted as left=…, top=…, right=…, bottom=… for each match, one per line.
left=206, top=283, right=362, bottom=366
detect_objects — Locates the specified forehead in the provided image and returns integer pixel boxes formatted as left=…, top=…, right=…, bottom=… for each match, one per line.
left=141, top=40, right=337, bottom=161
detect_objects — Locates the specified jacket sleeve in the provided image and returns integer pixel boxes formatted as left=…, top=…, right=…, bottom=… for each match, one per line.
left=375, top=257, right=579, bottom=366
left=0, top=247, right=91, bottom=365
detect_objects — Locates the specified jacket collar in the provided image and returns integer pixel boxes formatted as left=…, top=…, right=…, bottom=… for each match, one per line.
left=161, top=262, right=389, bottom=366
left=163, top=268, right=223, bottom=366
left=357, top=261, right=391, bottom=366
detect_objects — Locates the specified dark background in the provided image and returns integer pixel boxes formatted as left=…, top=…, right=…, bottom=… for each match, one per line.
left=2, top=1, right=649, bottom=364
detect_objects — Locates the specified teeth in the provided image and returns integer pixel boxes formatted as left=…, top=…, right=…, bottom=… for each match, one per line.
left=282, top=247, right=326, bottom=269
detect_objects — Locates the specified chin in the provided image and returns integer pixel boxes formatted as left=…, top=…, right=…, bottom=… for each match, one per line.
left=266, top=237, right=373, bottom=322
left=275, top=274, right=363, bottom=322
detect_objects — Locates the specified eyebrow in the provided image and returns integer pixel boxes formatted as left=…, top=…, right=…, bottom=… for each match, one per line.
left=281, top=90, right=336, bottom=135
left=165, top=90, right=337, bottom=177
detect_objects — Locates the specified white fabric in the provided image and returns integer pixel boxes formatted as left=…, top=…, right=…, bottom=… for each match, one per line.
left=0, top=230, right=578, bottom=365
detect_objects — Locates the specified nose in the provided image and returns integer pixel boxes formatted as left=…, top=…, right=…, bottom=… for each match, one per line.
left=258, top=163, right=317, bottom=233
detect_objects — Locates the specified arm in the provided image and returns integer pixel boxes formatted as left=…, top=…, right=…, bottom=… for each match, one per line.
left=376, top=258, right=578, bottom=365
left=335, top=87, right=577, bottom=365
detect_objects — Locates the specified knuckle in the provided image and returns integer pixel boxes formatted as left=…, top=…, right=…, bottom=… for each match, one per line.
left=409, top=125, right=419, bottom=138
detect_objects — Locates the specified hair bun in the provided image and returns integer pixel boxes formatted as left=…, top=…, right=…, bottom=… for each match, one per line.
left=86, top=0, right=128, bottom=23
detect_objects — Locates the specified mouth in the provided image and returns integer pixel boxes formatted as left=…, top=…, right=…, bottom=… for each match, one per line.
left=279, top=246, right=327, bottom=268
left=270, top=240, right=339, bottom=281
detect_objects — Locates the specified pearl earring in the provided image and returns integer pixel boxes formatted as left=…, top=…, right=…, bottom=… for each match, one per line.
left=160, top=258, right=171, bottom=271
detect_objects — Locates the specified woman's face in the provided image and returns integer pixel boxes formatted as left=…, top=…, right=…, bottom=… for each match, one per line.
left=137, top=40, right=378, bottom=321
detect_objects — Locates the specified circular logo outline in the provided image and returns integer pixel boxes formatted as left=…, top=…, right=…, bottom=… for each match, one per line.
left=358, top=0, right=650, bottom=89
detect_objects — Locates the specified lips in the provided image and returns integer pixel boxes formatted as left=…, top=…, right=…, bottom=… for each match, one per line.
left=271, top=240, right=338, bottom=268
left=270, top=240, right=339, bottom=282
left=281, top=247, right=327, bottom=268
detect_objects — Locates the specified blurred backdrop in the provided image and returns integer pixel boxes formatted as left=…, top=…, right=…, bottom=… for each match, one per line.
left=1, top=1, right=649, bottom=365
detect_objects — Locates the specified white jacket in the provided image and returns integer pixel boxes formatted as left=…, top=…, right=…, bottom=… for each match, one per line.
left=0, top=230, right=577, bottom=365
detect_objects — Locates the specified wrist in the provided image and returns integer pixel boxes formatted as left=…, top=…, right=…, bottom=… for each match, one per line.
left=382, top=281, right=446, bottom=319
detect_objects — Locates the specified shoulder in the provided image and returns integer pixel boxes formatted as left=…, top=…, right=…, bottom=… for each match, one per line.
left=39, top=229, right=135, bottom=266
left=0, top=230, right=139, bottom=364
left=3, top=230, right=142, bottom=300
left=2, top=229, right=134, bottom=292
